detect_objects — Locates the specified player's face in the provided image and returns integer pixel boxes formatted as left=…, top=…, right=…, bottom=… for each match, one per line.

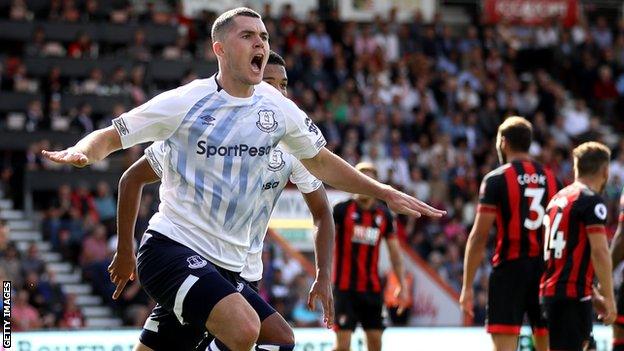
left=220, top=16, right=270, bottom=86
left=263, top=64, right=288, bottom=97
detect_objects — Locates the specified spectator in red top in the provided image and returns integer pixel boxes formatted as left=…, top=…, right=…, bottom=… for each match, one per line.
left=67, top=32, right=97, bottom=58
left=72, top=183, right=99, bottom=222
left=80, top=224, right=108, bottom=267
left=12, top=290, right=41, bottom=331
left=594, top=65, right=619, bottom=120
left=59, top=293, right=85, bottom=329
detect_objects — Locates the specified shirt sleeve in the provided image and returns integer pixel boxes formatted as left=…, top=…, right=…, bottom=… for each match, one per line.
left=279, top=99, right=326, bottom=160
left=583, top=195, right=608, bottom=235
left=289, top=158, right=322, bottom=194
left=477, top=173, right=500, bottom=214
left=144, top=142, right=166, bottom=178
left=111, top=87, right=190, bottom=149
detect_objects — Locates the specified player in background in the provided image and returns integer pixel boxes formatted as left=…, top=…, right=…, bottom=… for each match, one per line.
left=460, top=117, right=559, bottom=351
left=41, top=7, right=444, bottom=351
left=608, top=169, right=624, bottom=350
left=109, top=51, right=335, bottom=351
left=540, top=142, right=615, bottom=351
left=332, top=163, right=409, bottom=351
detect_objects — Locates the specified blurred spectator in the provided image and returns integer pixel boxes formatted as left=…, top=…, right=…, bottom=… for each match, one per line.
left=127, top=29, right=151, bottom=62
left=59, top=293, right=85, bottom=329
left=93, top=181, right=116, bottom=230
left=82, top=0, right=106, bottom=22
left=22, top=242, right=46, bottom=275
left=70, top=103, right=94, bottom=134
left=9, top=0, right=33, bottom=21
left=162, top=36, right=192, bottom=60
left=0, top=242, right=23, bottom=286
left=307, top=23, right=333, bottom=58
left=67, top=32, right=98, bottom=58
left=12, top=290, right=41, bottom=331
left=0, top=219, right=8, bottom=252
left=25, top=100, right=46, bottom=132
left=74, top=68, right=105, bottom=95
left=563, top=99, right=590, bottom=137
left=592, top=16, right=613, bottom=49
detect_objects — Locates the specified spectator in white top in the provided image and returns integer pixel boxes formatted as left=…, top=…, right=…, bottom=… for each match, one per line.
left=374, top=21, right=399, bottom=63
left=535, top=21, right=559, bottom=48
left=456, top=81, right=480, bottom=110
left=549, top=115, right=572, bottom=148
left=383, top=145, right=411, bottom=188
left=562, top=98, right=590, bottom=137
left=405, top=167, right=430, bottom=202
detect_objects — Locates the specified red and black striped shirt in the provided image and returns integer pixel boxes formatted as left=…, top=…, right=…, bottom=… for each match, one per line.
left=540, top=183, right=608, bottom=299
left=332, top=199, right=395, bottom=293
left=478, top=160, right=560, bottom=266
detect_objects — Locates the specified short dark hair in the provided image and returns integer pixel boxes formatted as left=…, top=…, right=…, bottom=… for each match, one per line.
left=211, top=7, right=261, bottom=42
left=498, top=116, right=532, bottom=152
left=573, top=141, right=611, bottom=177
left=267, top=50, right=285, bottom=66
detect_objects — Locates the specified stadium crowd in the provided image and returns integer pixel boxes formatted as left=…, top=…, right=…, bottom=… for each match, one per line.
left=3, top=0, right=624, bottom=329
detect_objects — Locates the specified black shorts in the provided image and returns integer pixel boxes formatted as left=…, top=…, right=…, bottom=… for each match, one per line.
left=333, top=288, right=384, bottom=331
left=137, top=231, right=275, bottom=350
left=617, top=282, right=624, bottom=327
left=486, top=258, right=547, bottom=336
left=541, top=298, right=592, bottom=351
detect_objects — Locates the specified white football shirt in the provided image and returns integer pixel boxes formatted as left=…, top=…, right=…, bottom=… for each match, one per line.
left=113, top=76, right=326, bottom=271
left=144, top=142, right=321, bottom=281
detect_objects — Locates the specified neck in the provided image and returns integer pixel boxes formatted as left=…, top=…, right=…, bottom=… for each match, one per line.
left=505, top=151, right=530, bottom=163
left=355, top=196, right=375, bottom=210
left=576, top=177, right=603, bottom=193
left=216, top=70, right=254, bottom=98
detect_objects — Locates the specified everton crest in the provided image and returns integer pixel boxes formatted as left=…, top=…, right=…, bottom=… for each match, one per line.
left=256, top=110, right=278, bottom=133
left=268, top=149, right=286, bottom=171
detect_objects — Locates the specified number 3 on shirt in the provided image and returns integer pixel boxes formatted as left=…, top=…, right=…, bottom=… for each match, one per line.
left=524, top=188, right=545, bottom=230
left=543, top=211, right=565, bottom=260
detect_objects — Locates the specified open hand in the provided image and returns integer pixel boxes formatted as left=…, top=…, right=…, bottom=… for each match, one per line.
left=383, top=186, right=446, bottom=218
left=41, top=148, right=89, bottom=168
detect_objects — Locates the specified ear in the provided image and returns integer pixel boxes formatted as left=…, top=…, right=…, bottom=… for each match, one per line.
left=213, top=40, right=225, bottom=58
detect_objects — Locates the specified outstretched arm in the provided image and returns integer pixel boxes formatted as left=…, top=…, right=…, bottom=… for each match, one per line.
left=300, top=148, right=445, bottom=218
left=302, top=185, right=335, bottom=329
left=42, top=126, right=122, bottom=167
left=108, top=156, right=159, bottom=299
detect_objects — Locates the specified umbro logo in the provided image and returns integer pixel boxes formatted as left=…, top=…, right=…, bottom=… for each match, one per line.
left=187, top=255, right=207, bottom=269
left=200, top=115, right=216, bottom=126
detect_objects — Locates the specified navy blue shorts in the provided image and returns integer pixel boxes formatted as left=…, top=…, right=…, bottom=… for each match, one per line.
left=137, top=231, right=275, bottom=350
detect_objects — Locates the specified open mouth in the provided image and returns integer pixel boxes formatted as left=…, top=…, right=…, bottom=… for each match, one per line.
left=251, top=54, right=264, bottom=73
